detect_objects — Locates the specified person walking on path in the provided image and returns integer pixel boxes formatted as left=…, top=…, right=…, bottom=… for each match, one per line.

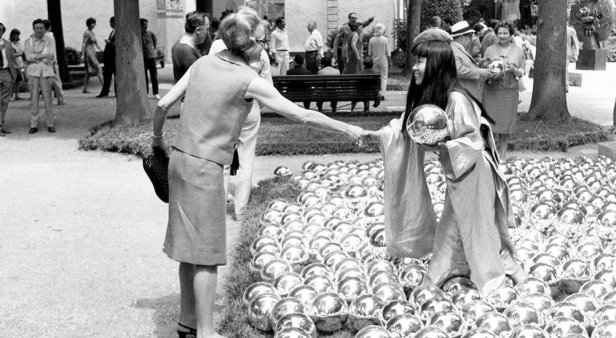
left=333, top=12, right=373, bottom=74
left=81, top=17, right=104, bottom=94
left=97, top=17, right=116, bottom=98
left=24, top=19, right=56, bottom=134
left=0, top=23, right=18, bottom=136
left=368, top=23, right=391, bottom=100
left=171, top=11, right=208, bottom=83
left=141, top=18, right=160, bottom=99
left=43, top=20, right=64, bottom=105
left=482, top=21, right=525, bottom=160
left=269, top=17, right=290, bottom=75
left=9, top=29, right=25, bottom=102
left=152, top=13, right=365, bottom=338
left=450, top=20, right=494, bottom=102
left=366, top=39, right=526, bottom=296
left=304, top=20, right=323, bottom=73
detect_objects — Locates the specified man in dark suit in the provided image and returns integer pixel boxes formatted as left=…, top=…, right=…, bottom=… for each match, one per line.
left=0, top=23, right=18, bottom=136
left=97, top=17, right=115, bottom=98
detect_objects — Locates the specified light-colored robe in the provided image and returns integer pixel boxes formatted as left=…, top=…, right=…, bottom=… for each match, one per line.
left=377, top=91, right=525, bottom=295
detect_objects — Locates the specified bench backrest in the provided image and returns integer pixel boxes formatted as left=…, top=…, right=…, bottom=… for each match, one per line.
left=273, top=74, right=381, bottom=102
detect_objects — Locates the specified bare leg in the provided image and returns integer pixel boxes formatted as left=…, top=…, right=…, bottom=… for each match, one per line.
left=497, top=134, right=510, bottom=160
left=96, top=66, right=104, bottom=86
left=179, top=262, right=197, bottom=327
left=194, top=265, right=225, bottom=338
left=83, top=70, right=91, bottom=93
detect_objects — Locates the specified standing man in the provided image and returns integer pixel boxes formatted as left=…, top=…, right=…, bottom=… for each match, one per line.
left=269, top=17, right=290, bottom=75
left=413, top=16, right=452, bottom=45
left=333, top=13, right=373, bottom=74
left=24, top=19, right=56, bottom=133
left=43, top=20, right=65, bottom=105
left=0, top=23, right=17, bottom=136
left=304, top=21, right=323, bottom=74
left=141, top=18, right=160, bottom=99
left=450, top=20, right=493, bottom=102
left=171, top=11, right=208, bottom=82
left=97, top=17, right=116, bottom=98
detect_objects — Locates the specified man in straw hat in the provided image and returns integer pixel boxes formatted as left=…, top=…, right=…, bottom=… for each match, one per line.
left=448, top=20, right=494, bottom=102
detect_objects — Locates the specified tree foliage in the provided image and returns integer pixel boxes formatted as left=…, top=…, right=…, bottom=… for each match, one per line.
left=421, top=0, right=463, bottom=30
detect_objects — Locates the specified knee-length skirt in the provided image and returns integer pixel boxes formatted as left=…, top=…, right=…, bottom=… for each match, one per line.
left=163, top=149, right=227, bottom=265
left=482, top=86, right=519, bottom=135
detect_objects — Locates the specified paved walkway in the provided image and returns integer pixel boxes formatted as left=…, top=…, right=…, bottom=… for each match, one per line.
left=0, top=64, right=613, bottom=337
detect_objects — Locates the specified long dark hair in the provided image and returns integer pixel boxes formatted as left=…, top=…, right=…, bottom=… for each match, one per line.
left=401, top=40, right=494, bottom=131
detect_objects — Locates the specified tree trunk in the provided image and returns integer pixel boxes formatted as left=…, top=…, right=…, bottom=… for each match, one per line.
left=527, top=0, right=570, bottom=120
left=113, top=0, right=149, bottom=126
left=47, top=0, right=71, bottom=83
left=404, top=0, right=422, bottom=76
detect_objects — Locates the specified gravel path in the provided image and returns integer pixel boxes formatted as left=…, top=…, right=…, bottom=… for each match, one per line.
left=0, top=65, right=611, bottom=337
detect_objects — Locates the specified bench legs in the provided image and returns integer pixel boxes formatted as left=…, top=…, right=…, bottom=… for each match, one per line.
left=316, top=101, right=337, bottom=113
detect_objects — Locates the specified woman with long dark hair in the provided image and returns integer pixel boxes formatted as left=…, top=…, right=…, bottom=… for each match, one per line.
left=367, top=40, right=526, bottom=296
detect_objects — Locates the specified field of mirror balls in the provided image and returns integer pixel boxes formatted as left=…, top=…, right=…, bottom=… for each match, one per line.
left=242, top=155, right=616, bottom=338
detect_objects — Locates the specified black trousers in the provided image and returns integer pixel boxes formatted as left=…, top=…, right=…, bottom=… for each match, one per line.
left=305, top=50, right=318, bottom=74
left=144, top=57, right=158, bottom=95
left=100, top=47, right=115, bottom=96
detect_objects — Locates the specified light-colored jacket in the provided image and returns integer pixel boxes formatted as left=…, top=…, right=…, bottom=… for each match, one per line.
left=451, top=41, right=485, bottom=102
left=0, top=38, right=18, bottom=80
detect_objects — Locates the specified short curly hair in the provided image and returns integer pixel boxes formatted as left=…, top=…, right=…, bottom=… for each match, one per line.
left=86, top=17, right=96, bottom=28
left=494, top=21, right=515, bottom=36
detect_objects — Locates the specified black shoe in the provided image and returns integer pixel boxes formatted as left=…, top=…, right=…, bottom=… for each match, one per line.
left=0, top=127, right=11, bottom=134
left=28, top=127, right=38, bottom=134
left=176, top=323, right=196, bottom=338
left=48, top=127, right=56, bottom=133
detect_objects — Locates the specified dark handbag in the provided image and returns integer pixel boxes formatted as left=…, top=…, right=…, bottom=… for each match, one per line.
left=143, top=147, right=169, bottom=203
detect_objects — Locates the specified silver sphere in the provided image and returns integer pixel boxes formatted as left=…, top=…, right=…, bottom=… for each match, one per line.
left=354, top=325, right=395, bottom=338
left=308, top=292, right=348, bottom=333
left=564, top=293, right=599, bottom=315
left=398, top=263, right=426, bottom=292
left=461, top=328, right=498, bottom=338
left=442, top=276, right=477, bottom=293
left=486, top=286, right=520, bottom=312
left=406, top=104, right=450, bottom=145
left=420, top=298, right=455, bottom=322
left=503, top=301, right=545, bottom=327
left=462, top=300, right=497, bottom=325
left=385, top=313, right=423, bottom=337
left=475, top=312, right=512, bottom=336
left=451, top=288, right=483, bottom=309
left=547, top=302, right=587, bottom=324
left=337, top=276, right=368, bottom=304
left=591, top=320, right=616, bottom=338
left=372, top=283, right=406, bottom=303
left=523, top=293, right=556, bottom=313
left=412, top=326, right=450, bottom=338
left=591, top=305, right=616, bottom=327
left=304, top=275, right=335, bottom=294
left=428, top=310, right=465, bottom=337
left=274, top=327, right=313, bottom=338
left=274, top=272, right=305, bottom=297
left=409, top=286, right=447, bottom=309
left=380, top=300, right=416, bottom=325
left=289, top=285, right=319, bottom=308
left=508, top=325, right=548, bottom=338
left=248, top=292, right=282, bottom=332
left=348, top=294, right=385, bottom=331
left=545, top=317, right=588, bottom=337
left=301, top=263, right=333, bottom=280
left=262, top=259, right=293, bottom=282
left=579, top=280, right=611, bottom=301
left=270, top=297, right=307, bottom=329
left=243, top=282, right=278, bottom=307
left=517, top=278, right=552, bottom=297
left=251, top=251, right=278, bottom=273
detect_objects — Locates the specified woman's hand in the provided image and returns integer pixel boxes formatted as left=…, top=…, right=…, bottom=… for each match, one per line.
left=345, top=125, right=365, bottom=141
left=416, top=140, right=448, bottom=154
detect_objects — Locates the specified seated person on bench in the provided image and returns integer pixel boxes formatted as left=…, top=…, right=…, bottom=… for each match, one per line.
left=316, top=56, right=339, bottom=112
left=352, top=57, right=379, bottom=112
left=286, top=54, right=312, bottom=108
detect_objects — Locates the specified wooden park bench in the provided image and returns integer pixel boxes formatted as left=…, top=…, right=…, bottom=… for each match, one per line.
left=273, top=74, right=381, bottom=112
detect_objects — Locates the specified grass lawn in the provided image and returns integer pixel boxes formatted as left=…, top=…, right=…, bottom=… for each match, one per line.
left=79, top=113, right=609, bottom=157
